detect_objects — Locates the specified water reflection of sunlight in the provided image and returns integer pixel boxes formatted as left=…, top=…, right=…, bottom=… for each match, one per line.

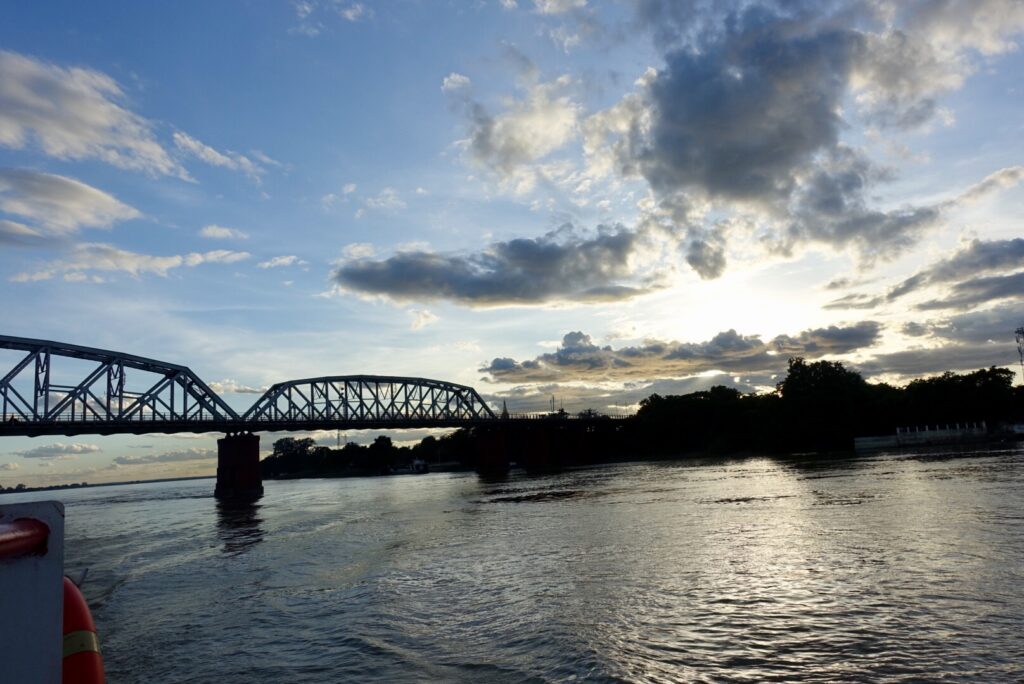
left=568, top=459, right=839, bottom=680
left=215, top=498, right=264, bottom=555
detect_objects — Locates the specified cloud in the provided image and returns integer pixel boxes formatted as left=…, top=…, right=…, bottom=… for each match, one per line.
left=856, top=344, right=1017, bottom=380
left=916, top=271, right=1024, bottom=311
left=173, top=132, right=266, bottom=180
left=208, top=380, right=266, bottom=395
left=606, top=13, right=859, bottom=205
left=456, top=75, right=579, bottom=193
left=534, top=0, right=586, bottom=14
left=339, top=3, right=370, bottom=21
left=546, top=26, right=583, bottom=53
left=0, top=169, right=140, bottom=237
left=289, top=1, right=372, bottom=36
left=850, top=29, right=962, bottom=130
left=0, top=50, right=187, bottom=178
left=579, top=4, right=1024, bottom=276
left=0, top=219, right=48, bottom=246
left=895, top=0, right=1024, bottom=57
left=1, top=462, right=19, bottom=471
left=321, top=183, right=357, bottom=208
left=921, top=303, right=1024, bottom=348
left=364, top=187, right=406, bottom=211
left=331, top=223, right=654, bottom=306
left=409, top=309, right=439, bottom=330
left=823, top=293, right=883, bottom=310
left=11, top=243, right=250, bottom=281
left=258, top=255, right=307, bottom=269
left=341, top=242, right=375, bottom=259
left=890, top=238, right=1024, bottom=301
left=113, top=448, right=216, bottom=465
left=955, top=166, right=1024, bottom=205
left=15, top=443, right=101, bottom=459
left=923, top=303, right=1024, bottom=346
left=849, top=300, right=1023, bottom=379
left=481, top=322, right=882, bottom=383
left=199, top=224, right=249, bottom=240
left=441, top=73, right=471, bottom=93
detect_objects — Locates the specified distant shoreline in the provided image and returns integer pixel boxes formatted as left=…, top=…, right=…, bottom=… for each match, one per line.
left=0, top=475, right=213, bottom=496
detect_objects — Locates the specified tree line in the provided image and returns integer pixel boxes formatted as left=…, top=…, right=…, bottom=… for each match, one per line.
left=260, top=359, right=1024, bottom=478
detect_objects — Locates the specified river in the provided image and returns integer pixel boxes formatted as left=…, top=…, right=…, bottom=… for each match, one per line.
left=11, top=447, right=1024, bottom=682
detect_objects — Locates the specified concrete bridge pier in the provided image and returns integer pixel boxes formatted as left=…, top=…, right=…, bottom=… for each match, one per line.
left=215, top=432, right=263, bottom=499
left=474, top=427, right=511, bottom=475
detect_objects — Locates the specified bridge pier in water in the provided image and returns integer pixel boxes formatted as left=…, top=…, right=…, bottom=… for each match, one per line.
left=215, top=432, right=263, bottom=499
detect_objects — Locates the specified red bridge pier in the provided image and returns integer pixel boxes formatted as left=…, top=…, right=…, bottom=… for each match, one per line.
left=215, top=432, right=263, bottom=499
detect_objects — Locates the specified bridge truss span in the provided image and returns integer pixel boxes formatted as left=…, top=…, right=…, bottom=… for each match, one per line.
left=242, top=375, right=496, bottom=428
left=0, top=335, right=239, bottom=436
left=0, top=336, right=499, bottom=436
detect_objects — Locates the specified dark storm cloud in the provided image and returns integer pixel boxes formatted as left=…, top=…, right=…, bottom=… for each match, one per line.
left=480, top=322, right=881, bottom=382
left=331, top=224, right=653, bottom=306
left=889, top=238, right=1024, bottom=300
left=916, top=271, right=1024, bottom=311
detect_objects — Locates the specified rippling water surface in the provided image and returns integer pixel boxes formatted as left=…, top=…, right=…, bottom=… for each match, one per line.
left=21, top=448, right=1024, bottom=681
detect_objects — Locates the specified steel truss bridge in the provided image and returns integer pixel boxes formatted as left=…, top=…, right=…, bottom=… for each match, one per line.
left=0, top=335, right=499, bottom=437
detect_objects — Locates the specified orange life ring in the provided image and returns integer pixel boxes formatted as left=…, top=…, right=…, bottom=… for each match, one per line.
left=62, top=576, right=105, bottom=684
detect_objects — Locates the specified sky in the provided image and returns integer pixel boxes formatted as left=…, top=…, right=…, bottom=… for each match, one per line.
left=1, top=0, right=1023, bottom=486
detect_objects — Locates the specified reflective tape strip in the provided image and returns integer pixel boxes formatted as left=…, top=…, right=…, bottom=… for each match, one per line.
left=63, top=630, right=101, bottom=658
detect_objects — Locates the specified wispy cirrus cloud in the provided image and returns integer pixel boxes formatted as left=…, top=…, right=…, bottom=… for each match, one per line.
left=11, top=244, right=250, bottom=282
left=172, top=132, right=270, bottom=181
